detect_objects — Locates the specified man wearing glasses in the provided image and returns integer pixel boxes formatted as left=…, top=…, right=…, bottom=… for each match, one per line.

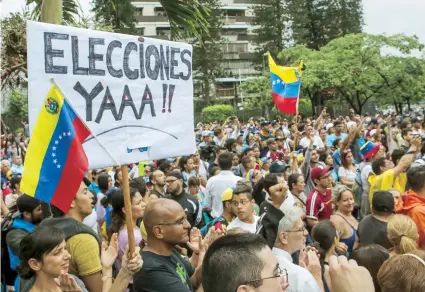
left=227, top=180, right=259, bottom=233
left=165, top=170, right=204, bottom=229
left=133, top=198, right=203, bottom=292
left=306, top=166, right=333, bottom=230
left=202, top=233, right=288, bottom=292
left=273, top=205, right=323, bottom=292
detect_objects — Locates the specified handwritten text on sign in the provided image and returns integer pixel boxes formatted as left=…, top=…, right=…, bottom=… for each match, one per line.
left=27, top=21, right=196, bottom=168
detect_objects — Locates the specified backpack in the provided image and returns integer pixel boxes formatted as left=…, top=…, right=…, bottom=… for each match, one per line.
left=1, top=206, right=19, bottom=286
left=200, top=217, right=226, bottom=237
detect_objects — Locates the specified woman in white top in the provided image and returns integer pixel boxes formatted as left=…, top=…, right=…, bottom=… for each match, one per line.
left=338, top=149, right=358, bottom=188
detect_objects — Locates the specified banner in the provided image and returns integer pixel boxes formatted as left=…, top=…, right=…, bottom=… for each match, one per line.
left=27, top=21, right=195, bottom=168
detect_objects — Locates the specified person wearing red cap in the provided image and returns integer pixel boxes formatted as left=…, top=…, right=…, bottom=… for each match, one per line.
left=306, top=166, right=333, bottom=230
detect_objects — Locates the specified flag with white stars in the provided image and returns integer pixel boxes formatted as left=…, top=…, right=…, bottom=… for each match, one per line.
left=21, top=84, right=91, bottom=212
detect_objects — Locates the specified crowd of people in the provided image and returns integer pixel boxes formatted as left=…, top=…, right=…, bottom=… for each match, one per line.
left=1, top=107, right=425, bottom=292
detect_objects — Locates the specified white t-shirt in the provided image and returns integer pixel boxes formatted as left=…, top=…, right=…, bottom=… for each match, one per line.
left=227, top=216, right=259, bottom=233
left=83, top=209, right=99, bottom=235
left=338, top=166, right=358, bottom=183
left=299, top=136, right=324, bottom=149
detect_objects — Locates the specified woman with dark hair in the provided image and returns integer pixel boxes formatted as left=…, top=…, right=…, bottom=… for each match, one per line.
left=287, top=173, right=306, bottom=211
left=109, top=188, right=146, bottom=271
left=114, top=168, right=122, bottom=188
left=319, top=152, right=338, bottom=182
left=311, top=220, right=340, bottom=292
left=350, top=244, right=389, bottom=292
left=338, top=149, right=358, bottom=188
left=96, top=174, right=112, bottom=226
left=18, top=226, right=87, bottom=292
left=179, top=156, right=197, bottom=185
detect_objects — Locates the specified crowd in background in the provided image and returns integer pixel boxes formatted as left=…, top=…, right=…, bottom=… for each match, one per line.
left=1, top=107, right=425, bottom=292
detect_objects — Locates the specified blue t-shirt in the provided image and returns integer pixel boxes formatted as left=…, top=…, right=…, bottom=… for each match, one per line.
left=326, top=133, right=348, bottom=147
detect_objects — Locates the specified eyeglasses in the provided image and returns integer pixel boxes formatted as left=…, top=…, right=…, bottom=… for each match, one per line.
left=157, top=217, right=189, bottom=226
left=166, top=179, right=178, bottom=184
left=285, top=227, right=306, bottom=233
left=244, top=266, right=288, bottom=286
left=232, top=200, right=250, bottom=207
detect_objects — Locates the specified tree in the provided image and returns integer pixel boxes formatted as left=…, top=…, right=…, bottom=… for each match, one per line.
left=251, top=0, right=289, bottom=64
left=92, top=0, right=210, bottom=40
left=92, top=0, right=137, bottom=31
left=201, top=104, right=234, bottom=123
left=26, top=0, right=79, bottom=23
left=286, top=0, right=363, bottom=50
left=1, top=12, right=29, bottom=90
left=240, top=75, right=274, bottom=120
left=278, top=34, right=425, bottom=114
left=192, top=0, right=224, bottom=105
left=3, top=91, right=29, bottom=122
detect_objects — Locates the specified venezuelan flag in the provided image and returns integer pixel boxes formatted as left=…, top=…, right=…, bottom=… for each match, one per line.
left=21, top=84, right=91, bottom=212
left=268, top=53, right=303, bottom=114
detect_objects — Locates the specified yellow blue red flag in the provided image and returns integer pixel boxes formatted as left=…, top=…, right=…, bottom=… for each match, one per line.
left=21, top=84, right=91, bottom=212
left=268, top=53, right=303, bottom=114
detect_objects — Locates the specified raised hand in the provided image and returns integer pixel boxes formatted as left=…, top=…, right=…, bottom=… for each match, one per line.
left=101, top=233, right=118, bottom=269
left=55, top=272, right=83, bottom=292
left=328, top=255, right=374, bottom=292
left=187, top=227, right=202, bottom=254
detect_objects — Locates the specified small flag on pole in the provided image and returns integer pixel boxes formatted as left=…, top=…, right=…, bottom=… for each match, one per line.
left=21, top=84, right=91, bottom=212
left=268, top=53, right=303, bottom=115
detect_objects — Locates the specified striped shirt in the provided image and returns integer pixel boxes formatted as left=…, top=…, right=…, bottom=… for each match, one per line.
left=306, top=188, right=332, bottom=221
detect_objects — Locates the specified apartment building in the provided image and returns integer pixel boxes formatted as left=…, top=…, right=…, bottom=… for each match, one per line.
left=132, top=0, right=260, bottom=102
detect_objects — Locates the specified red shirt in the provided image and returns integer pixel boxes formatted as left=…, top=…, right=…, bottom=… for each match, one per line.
left=269, top=151, right=284, bottom=162
left=306, top=188, right=333, bottom=221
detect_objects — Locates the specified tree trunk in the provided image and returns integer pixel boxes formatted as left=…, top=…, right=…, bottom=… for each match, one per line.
left=394, top=101, right=400, bottom=114
left=41, top=0, right=63, bottom=24
left=265, top=105, right=270, bottom=121
left=398, top=103, right=403, bottom=115
left=406, top=98, right=411, bottom=111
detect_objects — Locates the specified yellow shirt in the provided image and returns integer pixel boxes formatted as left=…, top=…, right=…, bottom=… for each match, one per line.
left=66, top=233, right=102, bottom=277
left=368, top=169, right=407, bottom=206
left=140, top=221, right=147, bottom=242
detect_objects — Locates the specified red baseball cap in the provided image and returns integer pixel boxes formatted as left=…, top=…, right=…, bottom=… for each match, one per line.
left=311, top=166, right=332, bottom=181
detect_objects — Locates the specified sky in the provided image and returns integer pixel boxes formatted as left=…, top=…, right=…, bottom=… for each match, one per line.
left=1, top=0, right=425, bottom=45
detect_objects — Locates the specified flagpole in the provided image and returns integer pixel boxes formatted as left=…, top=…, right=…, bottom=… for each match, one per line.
left=50, top=79, right=136, bottom=255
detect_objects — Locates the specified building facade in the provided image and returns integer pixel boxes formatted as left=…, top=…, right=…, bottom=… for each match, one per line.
left=132, top=0, right=260, bottom=103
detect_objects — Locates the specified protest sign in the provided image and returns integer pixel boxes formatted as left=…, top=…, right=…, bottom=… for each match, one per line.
left=27, top=21, right=196, bottom=169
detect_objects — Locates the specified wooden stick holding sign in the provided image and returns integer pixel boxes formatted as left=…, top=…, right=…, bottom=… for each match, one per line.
left=121, top=165, right=136, bottom=255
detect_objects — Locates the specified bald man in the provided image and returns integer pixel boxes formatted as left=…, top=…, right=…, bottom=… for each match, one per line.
left=133, top=199, right=202, bottom=292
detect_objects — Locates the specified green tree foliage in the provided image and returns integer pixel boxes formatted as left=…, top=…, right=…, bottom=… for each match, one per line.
left=4, top=91, right=29, bottom=121
left=92, top=0, right=137, bottom=31
left=27, top=0, right=79, bottom=23
left=201, top=104, right=234, bottom=123
left=192, top=0, right=224, bottom=105
left=1, top=12, right=29, bottom=90
left=278, top=34, right=425, bottom=114
left=286, top=0, right=363, bottom=50
left=92, top=0, right=210, bottom=40
left=240, top=75, right=275, bottom=119
left=251, top=0, right=289, bottom=62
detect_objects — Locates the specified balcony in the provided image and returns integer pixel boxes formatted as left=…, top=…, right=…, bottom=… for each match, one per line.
left=237, top=34, right=256, bottom=41
left=135, top=15, right=168, bottom=22
left=216, top=88, right=236, bottom=98
left=223, top=16, right=254, bottom=24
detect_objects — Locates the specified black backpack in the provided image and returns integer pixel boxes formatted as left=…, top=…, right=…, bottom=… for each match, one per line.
left=1, top=206, right=19, bottom=286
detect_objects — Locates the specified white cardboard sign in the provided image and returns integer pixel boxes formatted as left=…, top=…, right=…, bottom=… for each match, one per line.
left=27, top=21, right=196, bottom=168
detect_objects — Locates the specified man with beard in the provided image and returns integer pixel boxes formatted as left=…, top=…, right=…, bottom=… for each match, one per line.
left=166, top=170, right=204, bottom=229
left=133, top=199, right=203, bottom=292
left=5, top=195, right=43, bottom=289
left=150, top=169, right=167, bottom=198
